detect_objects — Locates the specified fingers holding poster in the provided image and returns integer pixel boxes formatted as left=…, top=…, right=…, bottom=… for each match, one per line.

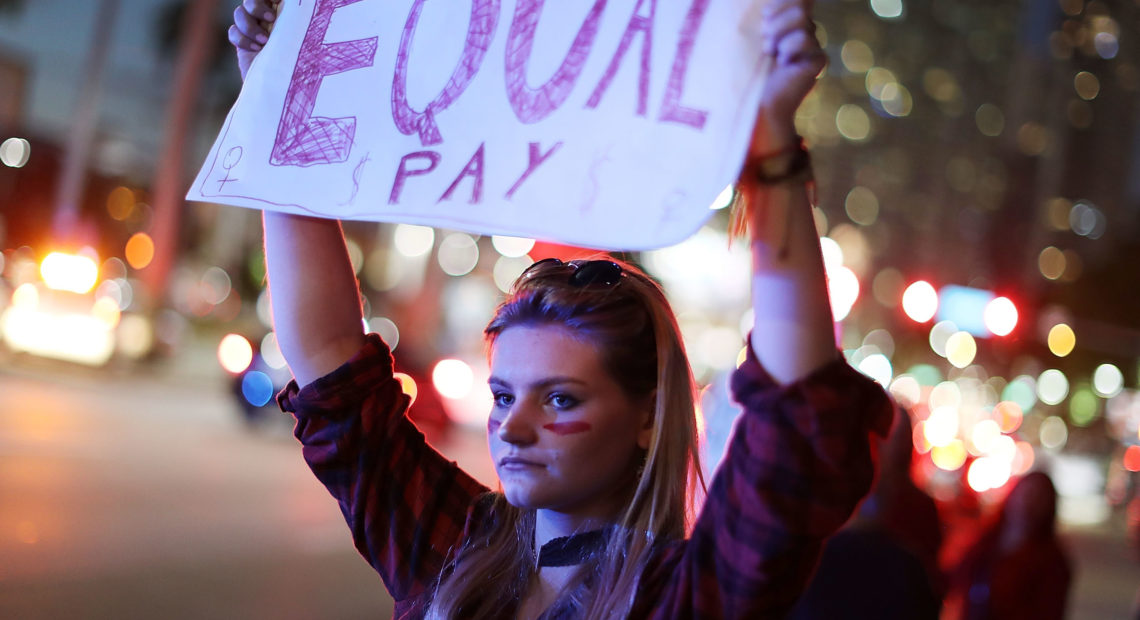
left=189, top=0, right=769, bottom=251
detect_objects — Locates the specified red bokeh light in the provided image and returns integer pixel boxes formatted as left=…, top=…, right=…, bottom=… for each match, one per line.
left=1124, top=446, right=1140, bottom=473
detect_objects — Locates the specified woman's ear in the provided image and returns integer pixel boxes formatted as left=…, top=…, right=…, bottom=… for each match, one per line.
left=636, top=390, right=656, bottom=451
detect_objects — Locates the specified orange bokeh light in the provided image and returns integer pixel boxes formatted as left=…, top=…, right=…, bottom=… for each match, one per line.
left=125, top=233, right=155, bottom=270
left=994, top=401, right=1024, bottom=433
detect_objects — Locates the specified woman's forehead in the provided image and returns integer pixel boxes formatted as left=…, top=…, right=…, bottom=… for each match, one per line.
left=489, top=325, right=606, bottom=384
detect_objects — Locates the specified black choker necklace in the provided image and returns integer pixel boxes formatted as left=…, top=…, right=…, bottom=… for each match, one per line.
left=537, top=529, right=607, bottom=567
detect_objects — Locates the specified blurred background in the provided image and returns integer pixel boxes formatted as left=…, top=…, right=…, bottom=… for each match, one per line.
left=0, top=0, right=1138, bottom=618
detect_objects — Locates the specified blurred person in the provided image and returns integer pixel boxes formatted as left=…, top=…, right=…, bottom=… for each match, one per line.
left=788, top=406, right=944, bottom=619
left=944, top=471, right=1073, bottom=620
left=230, top=0, right=893, bottom=617
left=865, top=405, right=945, bottom=596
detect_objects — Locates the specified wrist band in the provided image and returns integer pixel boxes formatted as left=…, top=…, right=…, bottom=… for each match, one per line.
left=741, top=139, right=814, bottom=185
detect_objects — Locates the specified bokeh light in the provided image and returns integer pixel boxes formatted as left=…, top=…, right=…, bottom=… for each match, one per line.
left=394, top=224, right=435, bottom=257
left=845, top=187, right=880, bottom=226
left=438, top=233, right=479, bottom=277
left=241, top=371, right=275, bottom=407
left=968, top=456, right=1012, bottom=492
left=260, top=332, right=287, bottom=369
left=1038, top=246, right=1066, bottom=280
left=1002, top=376, right=1037, bottom=412
left=41, top=251, right=99, bottom=294
left=856, top=353, right=892, bottom=386
left=889, top=375, right=921, bottom=407
left=491, top=235, right=535, bottom=258
left=826, top=265, right=860, bottom=321
left=1047, top=323, right=1076, bottom=357
left=836, top=104, right=872, bottom=141
left=993, top=401, right=1024, bottom=433
left=1074, top=71, right=1100, bottom=100
left=983, top=296, right=1017, bottom=336
left=945, top=331, right=977, bottom=368
left=493, top=255, right=532, bottom=294
left=1093, top=363, right=1124, bottom=398
left=1039, top=416, right=1068, bottom=450
left=1069, top=387, right=1098, bottom=426
left=393, top=372, right=419, bottom=405
left=1037, top=369, right=1070, bottom=405
left=869, top=0, right=903, bottom=20
left=433, top=359, right=474, bottom=400
left=1012, top=441, right=1035, bottom=475
left=11, top=283, right=38, bottom=310
left=924, top=406, right=960, bottom=447
left=1124, top=446, right=1140, bottom=473
left=0, top=137, right=30, bottom=168
left=975, top=103, right=1005, bottom=137
left=971, top=419, right=1001, bottom=455
left=125, top=233, right=155, bottom=270
left=368, top=317, right=400, bottom=351
left=708, top=185, right=734, bottom=210
left=930, top=380, right=962, bottom=410
left=218, top=334, right=254, bottom=374
left=107, top=186, right=135, bottom=221
left=931, top=439, right=967, bottom=471
left=91, top=296, right=121, bottom=329
left=929, top=321, right=958, bottom=358
left=902, top=281, right=938, bottom=322
left=115, top=313, right=153, bottom=359
left=841, top=40, right=874, bottom=73
left=913, top=421, right=932, bottom=454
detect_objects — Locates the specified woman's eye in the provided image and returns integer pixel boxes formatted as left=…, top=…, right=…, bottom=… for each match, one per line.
left=493, top=392, right=514, bottom=408
left=548, top=393, right=580, bottom=410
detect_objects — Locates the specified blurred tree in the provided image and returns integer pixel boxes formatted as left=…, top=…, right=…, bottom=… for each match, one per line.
left=142, top=0, right=228, bottom=308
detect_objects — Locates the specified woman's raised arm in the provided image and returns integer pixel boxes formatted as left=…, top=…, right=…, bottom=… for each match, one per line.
left=262, top=213, right=366, bottom=388
left=230, top=0, right=366, bottom=386
left=740, top=0, right=837, bottom=384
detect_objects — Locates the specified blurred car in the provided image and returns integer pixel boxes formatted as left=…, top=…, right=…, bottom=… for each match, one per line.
left=0, top=250, right=120, bottom=366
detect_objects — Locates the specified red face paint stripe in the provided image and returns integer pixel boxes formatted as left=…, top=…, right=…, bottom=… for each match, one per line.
left=542, top=421, right=592, bottom=435
left=487, top=419, right=501, bottom=433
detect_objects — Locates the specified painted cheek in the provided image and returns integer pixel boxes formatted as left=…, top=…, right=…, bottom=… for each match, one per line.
left=542, top=421, right=593, bottom=435
left=487, top=419, right=502, bottom=434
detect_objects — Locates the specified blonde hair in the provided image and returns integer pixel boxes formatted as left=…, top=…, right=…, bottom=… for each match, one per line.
left=427, top=257, right=704, bottom=619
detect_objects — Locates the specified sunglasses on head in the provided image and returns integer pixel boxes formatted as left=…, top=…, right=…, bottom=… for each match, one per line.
left=522, top=258, right=624, bottom=287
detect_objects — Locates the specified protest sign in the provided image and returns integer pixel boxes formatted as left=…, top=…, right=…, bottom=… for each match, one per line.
left=188, top=0, right=769, bottom=250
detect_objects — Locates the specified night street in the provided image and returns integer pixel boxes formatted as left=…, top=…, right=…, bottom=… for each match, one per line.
left=0, top=334, right=1135, bottom=619
left=0, top=335, right=492, bottom=620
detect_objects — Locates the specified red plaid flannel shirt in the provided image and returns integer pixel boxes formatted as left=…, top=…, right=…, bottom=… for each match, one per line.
left=279, top=334, right=892, bottom=619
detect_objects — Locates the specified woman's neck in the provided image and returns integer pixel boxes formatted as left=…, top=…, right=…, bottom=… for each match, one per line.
left=534, top=509, right=611, bottom=551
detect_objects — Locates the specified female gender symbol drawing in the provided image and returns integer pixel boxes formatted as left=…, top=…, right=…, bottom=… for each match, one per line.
left=218, top=146, right=244, bottom=191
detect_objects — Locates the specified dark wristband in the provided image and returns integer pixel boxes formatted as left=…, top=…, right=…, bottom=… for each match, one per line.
left=741, top=139, right=814, bottom=185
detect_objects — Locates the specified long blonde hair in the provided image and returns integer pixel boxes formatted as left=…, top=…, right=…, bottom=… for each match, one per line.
left=427, top=257, right=704, bottom=619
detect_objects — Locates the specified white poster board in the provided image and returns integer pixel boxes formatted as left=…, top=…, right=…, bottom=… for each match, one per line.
left=189, top=0, right=768, bottom=251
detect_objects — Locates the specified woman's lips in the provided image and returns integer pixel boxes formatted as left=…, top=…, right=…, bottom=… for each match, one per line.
left=499, top=456, right=544, bottom=470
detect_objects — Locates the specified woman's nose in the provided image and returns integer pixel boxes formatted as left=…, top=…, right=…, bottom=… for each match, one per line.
left=498, top=405, right=540, bottom=445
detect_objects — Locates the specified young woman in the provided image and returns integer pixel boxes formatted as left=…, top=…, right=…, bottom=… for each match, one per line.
left=230, top=0, right=893, bottom=617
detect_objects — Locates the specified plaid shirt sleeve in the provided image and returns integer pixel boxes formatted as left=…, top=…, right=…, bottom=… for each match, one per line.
left=277, top=334, right=491, bottom=604
left=637, top=346, right=894, bottom=619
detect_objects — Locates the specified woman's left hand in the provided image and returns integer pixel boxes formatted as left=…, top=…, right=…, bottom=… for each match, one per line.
left=749, top=0, right=827, bottom=153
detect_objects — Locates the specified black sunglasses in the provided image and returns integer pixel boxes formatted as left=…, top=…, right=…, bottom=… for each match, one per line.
left=522, top=258, right=624, bottom=287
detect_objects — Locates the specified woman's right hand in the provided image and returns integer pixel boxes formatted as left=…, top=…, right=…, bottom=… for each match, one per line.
left=228, top=0, right=279, bottom=81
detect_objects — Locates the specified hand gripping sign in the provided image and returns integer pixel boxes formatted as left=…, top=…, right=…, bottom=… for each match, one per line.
left=189, top=0, right=769, bottom=251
